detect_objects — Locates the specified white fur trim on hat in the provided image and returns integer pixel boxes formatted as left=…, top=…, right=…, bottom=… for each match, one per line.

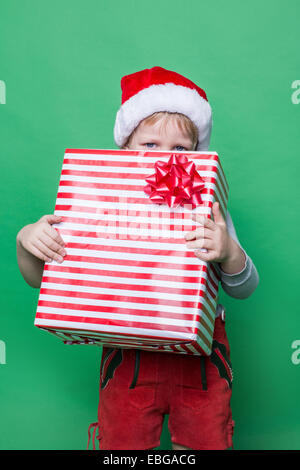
left=114, top=83, right=212, bottom=151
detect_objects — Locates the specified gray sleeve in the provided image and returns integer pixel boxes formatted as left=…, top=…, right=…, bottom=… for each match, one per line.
left=212, top=211, right=259, bottom=299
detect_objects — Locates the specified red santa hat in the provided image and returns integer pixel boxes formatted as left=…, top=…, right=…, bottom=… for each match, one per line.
left=113, top=66, right=212, bottom=151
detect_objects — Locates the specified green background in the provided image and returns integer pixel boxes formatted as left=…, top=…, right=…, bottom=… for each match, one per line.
left=1, top=0, right=299, bottom=450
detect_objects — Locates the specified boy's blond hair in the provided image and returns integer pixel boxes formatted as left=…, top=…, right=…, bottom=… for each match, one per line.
left=124, top=112, right=198, bottom=150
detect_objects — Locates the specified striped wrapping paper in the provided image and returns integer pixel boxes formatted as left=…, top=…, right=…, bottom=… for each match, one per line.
left=34, top=149, right=229, bottom=356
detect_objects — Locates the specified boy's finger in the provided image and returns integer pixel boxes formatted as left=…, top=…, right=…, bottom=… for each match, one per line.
left=44, top=224, right=65, bottom=247
left=185, top=226, right=216, bottom=241
left=186, top=238, right=214, bottom=250
left=194, top=249, right=212, bottom=261
left=33, top=238, right=65, bottom=263
left=191, top=214, right=217, bottom=230
left=28, top=240, right=57, bottom=263
left=185, top=227, right=205, bottom=241
left=39, top=231, right=66, bottom=256
left=40, top=214, right=62, bottom=224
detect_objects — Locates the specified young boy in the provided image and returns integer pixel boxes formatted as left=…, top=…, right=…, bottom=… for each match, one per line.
left=16, top=66, right=259, bottom=450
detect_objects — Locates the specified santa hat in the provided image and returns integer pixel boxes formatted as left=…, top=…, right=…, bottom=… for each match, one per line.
left=113, top=66, right=212, bottom=151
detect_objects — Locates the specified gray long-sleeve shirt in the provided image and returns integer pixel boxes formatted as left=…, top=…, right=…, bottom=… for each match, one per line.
left=213, top=211, right=259, bottom=317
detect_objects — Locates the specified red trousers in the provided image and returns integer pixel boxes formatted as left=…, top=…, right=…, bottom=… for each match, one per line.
left=88, top=315, right=234, bottom=450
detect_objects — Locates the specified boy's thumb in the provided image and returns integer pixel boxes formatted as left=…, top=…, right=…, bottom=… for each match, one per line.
left=40, top=214, right=62, bottom=224
left=49, top=214, right=62, bottom=224
left=212, top=202, right=224, bottom=224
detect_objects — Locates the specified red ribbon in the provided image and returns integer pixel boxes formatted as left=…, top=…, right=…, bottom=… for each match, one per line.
left=144, top=154, right=205, bottom=209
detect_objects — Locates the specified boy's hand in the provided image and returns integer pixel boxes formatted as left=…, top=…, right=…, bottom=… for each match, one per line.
left=17, top=214, right=66, bottom=264
left=185, top=202, right=234, bottom=264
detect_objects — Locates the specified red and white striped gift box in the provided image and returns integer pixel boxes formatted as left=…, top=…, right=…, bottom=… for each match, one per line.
left=34, top=149, right=229, bottom=356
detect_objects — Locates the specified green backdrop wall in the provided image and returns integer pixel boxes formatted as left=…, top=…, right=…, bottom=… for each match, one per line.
left=1, top=0, right=299, bottom=450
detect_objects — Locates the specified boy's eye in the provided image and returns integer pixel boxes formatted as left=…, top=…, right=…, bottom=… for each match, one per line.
left=175, top=146, right=186, bottom=151
left=145, top=143, right=156, bottom=148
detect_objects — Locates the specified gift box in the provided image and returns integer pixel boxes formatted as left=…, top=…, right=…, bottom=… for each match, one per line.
left=34, top=148, right=229, bottom=355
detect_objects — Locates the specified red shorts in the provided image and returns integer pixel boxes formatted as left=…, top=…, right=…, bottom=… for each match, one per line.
left=87, top=316, right=235, bottom=450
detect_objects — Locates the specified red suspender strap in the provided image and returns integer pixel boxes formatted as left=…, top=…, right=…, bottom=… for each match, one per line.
left=87, top=422, right=98, bottom=450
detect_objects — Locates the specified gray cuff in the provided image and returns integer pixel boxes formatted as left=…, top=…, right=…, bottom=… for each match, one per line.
left=218, top=248, right=252, bottom=287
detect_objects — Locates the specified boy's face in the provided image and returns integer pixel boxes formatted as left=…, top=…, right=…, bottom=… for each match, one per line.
left=124, top=116, right=195, bottom=152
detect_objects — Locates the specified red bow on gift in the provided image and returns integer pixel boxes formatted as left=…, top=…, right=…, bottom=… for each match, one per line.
left=144, top=154, right=205, bottom=209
